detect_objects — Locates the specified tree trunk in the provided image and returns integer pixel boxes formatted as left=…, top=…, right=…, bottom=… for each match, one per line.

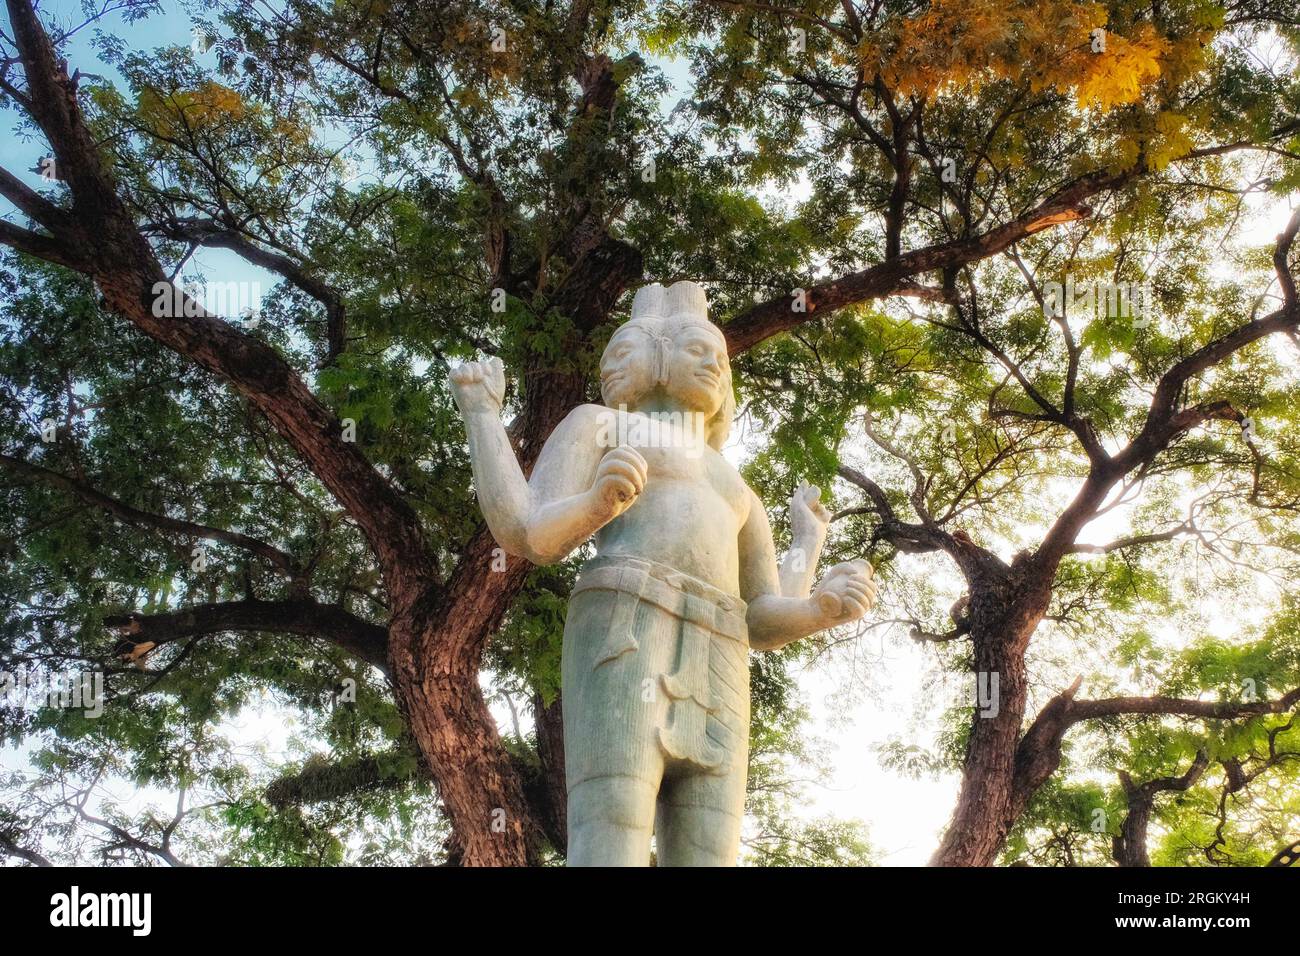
left=930, top=575, right=1052, bottom=866
left=1112, top=752, right=1207, bottom=867
left=1113, top=800, right=1154, bottom=867
left=387, top=534, right=540, bottom=865
left=531, top=693, right=569, bottom=855
left=385, top=366, right=592, bottom=866
left=929, top=633, right=1028, bottom=865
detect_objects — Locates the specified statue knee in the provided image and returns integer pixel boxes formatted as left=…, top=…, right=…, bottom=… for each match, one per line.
left=568, top=774, right=658, bottom=830
left=655, top=804, right=742, bottom=866
left=567, top=775, right=659, bottom=867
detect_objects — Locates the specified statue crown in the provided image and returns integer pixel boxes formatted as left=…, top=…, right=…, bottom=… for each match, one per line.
left=630, top=281, right=709, bottom=324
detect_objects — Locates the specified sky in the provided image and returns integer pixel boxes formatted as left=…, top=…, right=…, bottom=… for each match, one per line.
left=0, top=0, right=277, bottom=304
left=2, top=0, right=1297, bottom=866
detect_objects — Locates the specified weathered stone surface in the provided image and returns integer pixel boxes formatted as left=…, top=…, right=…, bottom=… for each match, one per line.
left=451, top=280, right=876, bottom=865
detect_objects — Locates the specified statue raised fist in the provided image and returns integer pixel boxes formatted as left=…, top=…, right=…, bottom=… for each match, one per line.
left=449, top=355, right=505, bottom=416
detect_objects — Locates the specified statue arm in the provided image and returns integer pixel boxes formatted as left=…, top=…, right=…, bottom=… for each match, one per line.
left=739, top=488, right=877, bottom=652
left=778, top=481, right=829, bottom=598
left=519, top=405, right=644, bottom=564
left=452, top=362, right=641, bottom=565
left=739, top=490, right=826, bottom=651
left=457, top=401, right=534, bottom=558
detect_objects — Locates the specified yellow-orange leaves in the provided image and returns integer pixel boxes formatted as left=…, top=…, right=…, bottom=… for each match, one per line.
left=137, top=82, right=249, bottom=136
left=1071, top=23, right=1170, bottom=111
left=863, top=0, right=1175, bottom=112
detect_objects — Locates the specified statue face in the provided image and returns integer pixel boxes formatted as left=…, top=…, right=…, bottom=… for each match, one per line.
left=663, top=321, right=728, bottom=417
left=599, top=325, right=659, bottom=408
left=599, top=315, right=730, bottom=423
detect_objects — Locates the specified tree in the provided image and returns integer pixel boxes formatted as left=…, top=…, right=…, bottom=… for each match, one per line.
left=1, top=0, right=1298, bottom=865
left=671, top=0, right=1300, bottom=865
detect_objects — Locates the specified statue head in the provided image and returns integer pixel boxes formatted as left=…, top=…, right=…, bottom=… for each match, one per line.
left=599, top=281, right=734, bottom=450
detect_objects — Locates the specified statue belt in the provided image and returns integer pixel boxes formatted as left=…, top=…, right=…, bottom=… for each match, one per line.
left=573, top=555, right=749, bottom=773
left=573, top=555, right=747, bottom=646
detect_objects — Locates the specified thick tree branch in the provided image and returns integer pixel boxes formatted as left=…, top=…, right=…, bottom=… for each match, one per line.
left=1013, top=678, right=1300, bottom=820
left=0, top=452, right=304, bottom=581
left=0, top=217, right=82, bottom=268
left=1071, top=686, right=1300, bottom=723
left=143, top=217, right=349, bottom=363
left=0, top=163, right=73, bottom=233
left=723, top=169, right=1121, bottom=353
left=724, top=122, right=1300, bottom=356
left=1066, top=521, right=1195, bottom=555
left=837, top=463, right=1007, bottom=584
left=1034, top=209, right=1300, bottom=572
left=837, top=463, right=948, bottom=553
left=1, top=0, right=435, bottom=597
left=0, top=835, right=52, bottom=866
left=103, top=596, right=389, bottom=672
left=264, top=747, right=424, bottom=808
left=1118, top=207, right=1300, bottom=475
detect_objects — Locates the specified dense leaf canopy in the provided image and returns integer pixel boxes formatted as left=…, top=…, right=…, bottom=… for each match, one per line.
left=1, top=0, right=1298, bottom=866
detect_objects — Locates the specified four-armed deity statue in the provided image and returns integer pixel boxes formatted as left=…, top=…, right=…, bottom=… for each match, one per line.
left=451, top=280, right=877, bottom=866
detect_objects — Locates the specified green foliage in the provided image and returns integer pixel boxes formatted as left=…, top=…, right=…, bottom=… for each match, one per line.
left=3, top=0, right=1300, bottom=866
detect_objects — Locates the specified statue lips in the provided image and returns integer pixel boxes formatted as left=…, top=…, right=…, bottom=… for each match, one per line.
left=688, top=370, right=723, bottom=404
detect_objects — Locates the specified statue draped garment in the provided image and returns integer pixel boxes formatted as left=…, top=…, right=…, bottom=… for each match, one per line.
left=561, top=554, right=751, bottom=843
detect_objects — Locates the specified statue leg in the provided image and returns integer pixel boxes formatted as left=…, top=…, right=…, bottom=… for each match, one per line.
left=567, top=774, right=659, bottom=866
left=655, top=631, right=749, bottom=867
left=654, top=764, right=746, bottom=866
left=562, top=585, right=674, bottom=867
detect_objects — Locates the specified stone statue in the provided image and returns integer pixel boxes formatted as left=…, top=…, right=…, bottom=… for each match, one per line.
left=451, top=280, right=877, bottom=866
